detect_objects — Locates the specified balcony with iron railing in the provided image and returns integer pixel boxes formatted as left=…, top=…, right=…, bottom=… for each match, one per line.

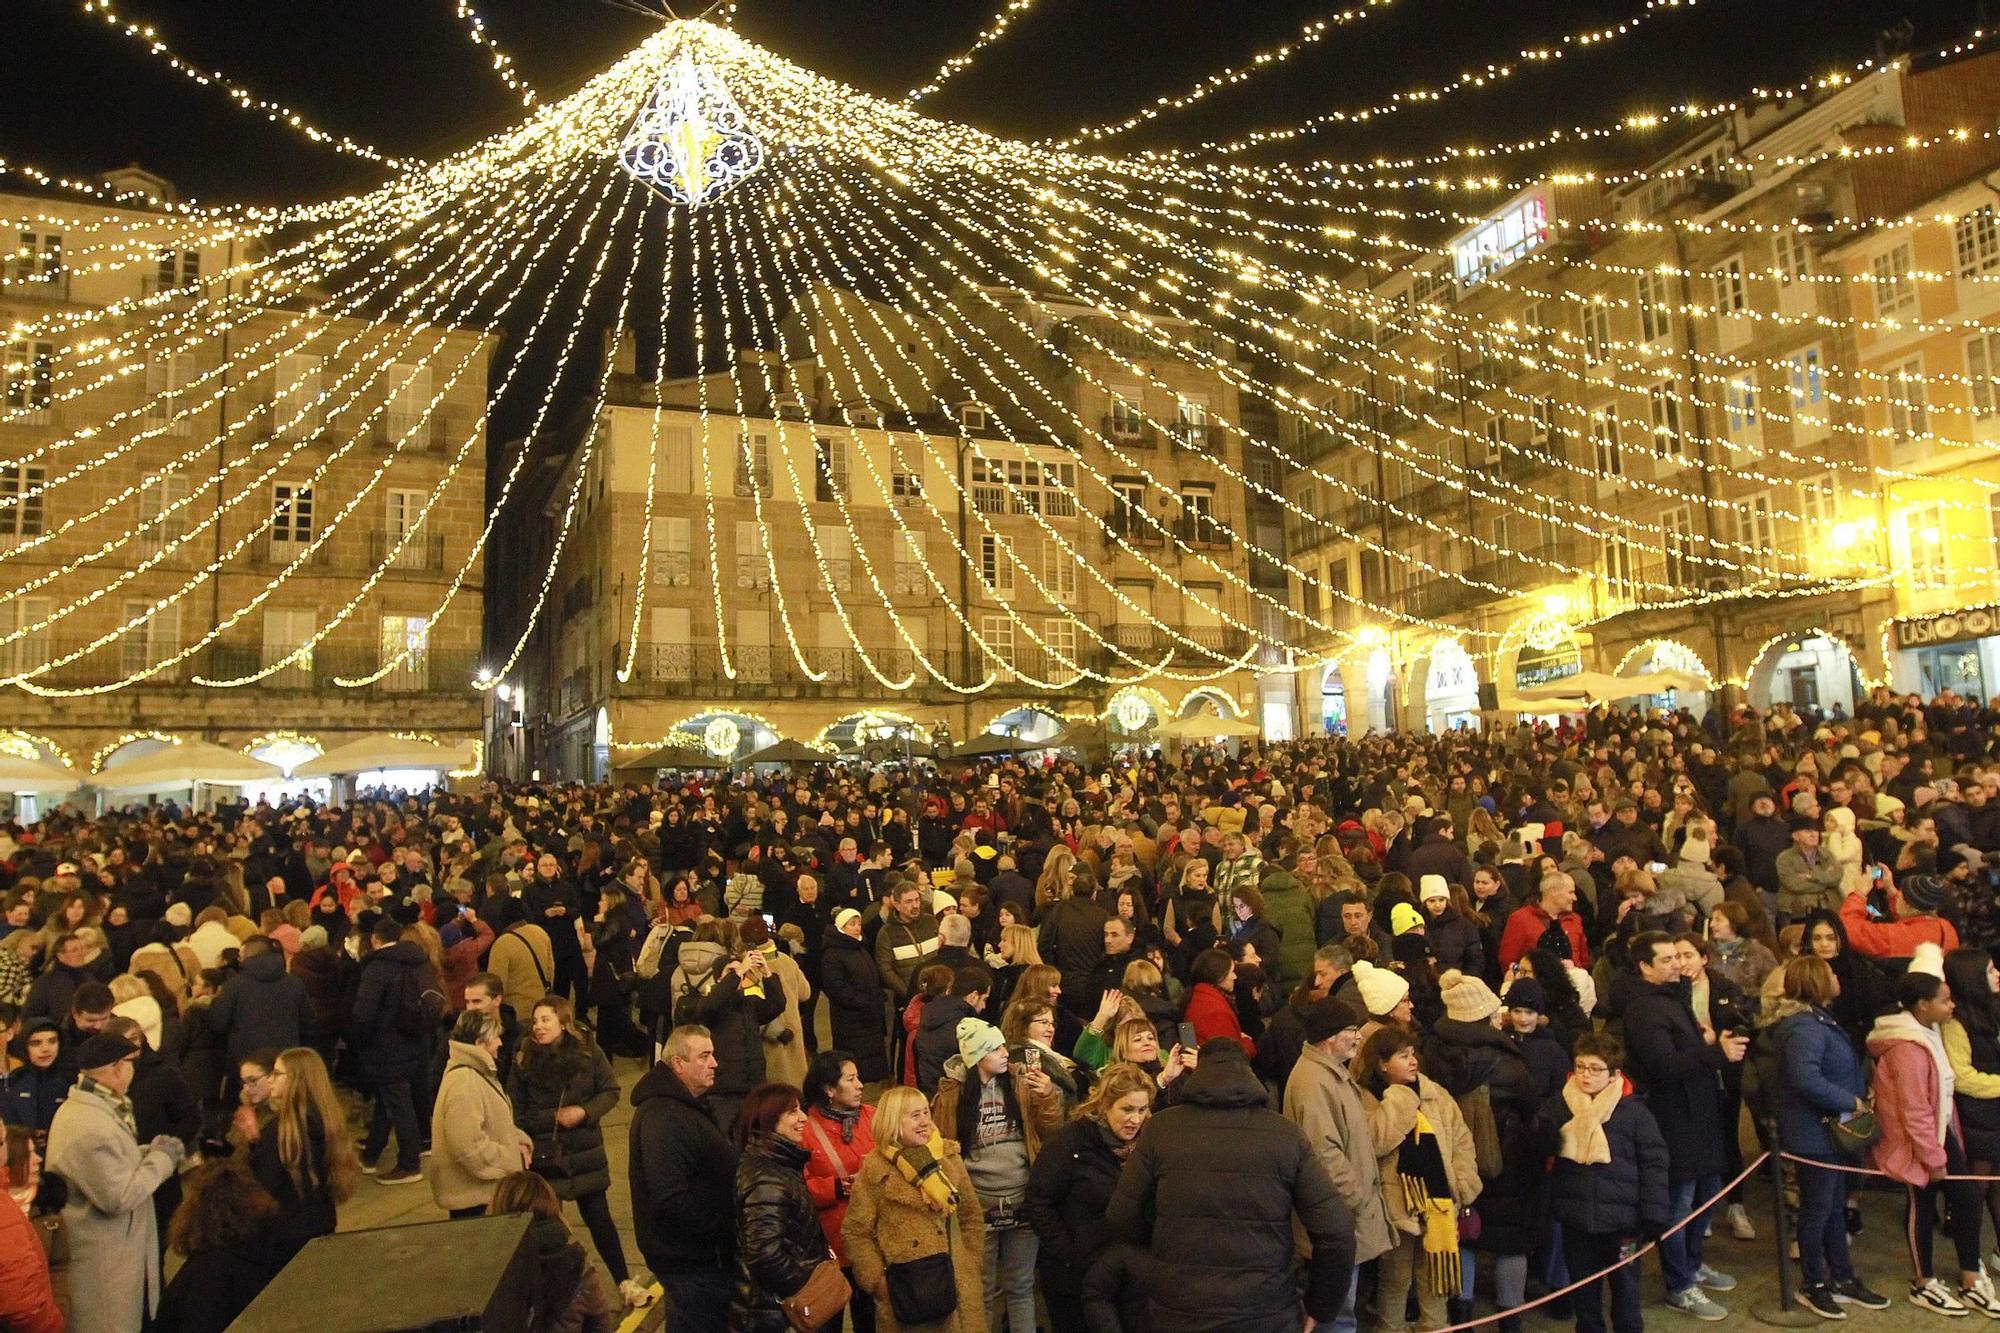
left=1107, top=623, right=1249, bottom=662
left=9, top=640, right=483, bottom=694
left=1103, top=507, right=1169, bottom=548
left=1101, top=415, right=1156, bottom=449
left=623, top=644, right=1101, bottom=701
left=1171, top=514, right=1232, bottom=550
left=367, top=531, right=447, bottom=574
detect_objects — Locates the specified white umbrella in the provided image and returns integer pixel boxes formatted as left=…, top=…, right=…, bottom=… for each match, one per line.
left=1621, top=668, right=1711, bottom=696
left=293, top=733, right=464, bottom=777
left=1157, top=712, right=1261, bottom=740
left=1515, top=671, right=1630, bottom=704
left=0, top=754, right=83, bottom=795
left=96, top=741, right=284, bottom=792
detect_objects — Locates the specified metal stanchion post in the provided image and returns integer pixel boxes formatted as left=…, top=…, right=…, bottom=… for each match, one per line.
left=1752, top=1136, right=1818, bottom=1327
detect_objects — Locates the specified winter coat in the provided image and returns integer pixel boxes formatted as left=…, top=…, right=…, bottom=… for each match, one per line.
left=154, top=1242, right=279, bottom=1333
left=842, top=1137, right=985, bottom=1333
left=351, top=939, right=439, bottom=1080
left=523, top=1214, right=616, bottom=1333
left=1838, top=890, right=1960, bottom=960
left=509, top=1036, right=619, bottom=1200
left=1944, top=1016, right=2000, bottom=1163
left=244, top=1106, right=339, bottom=1265
left=0, top=1189, right=61, bottom=1333
left=931, top=1055, right=1064, bottom=1168
left=1257, top=868, right=1317, bottom=987
left=874, top=912, right=942, bottom=1001
left=760, top=949, right=813, bottom=1092
left=801, top=1104, right=876, bottom=1263
left=913, top=996, right=978, bottom=1097
left=290, top=945, right=349, bottom=1039
left=629, top=1062, right=739, bottom=1277
left=1770, top=1003, right=1868, bottom=1158
left=1531, top=1077, right=1672, bottom=1236
left=1039, top=896, right=1110, bottom=1008
left=1424, top=908, right=1485, bottom=977
left=821, top=932, right=890, bottom=1083
left=1182, top=980, right=1254, bottom=1056
left=1513, top=1025, right=1572, bottom=1100
left=489, top=923, right=555, bottom=1014
left=1776, top=847, right=1845, bottom=920
left=1622, top=977, right=1731, bottom=1181
left=1024, top=1117, right=1133, bottom=1301
left=1496, top=903, right=1590, bottom=971
left=207, top=948, right=316, bottom=1065
left=0, top=1058, right=72, bottom=1134
left=44, top=1081, right=182, bottom=1332
left=428, top=1040, right=532, bottom=1212
left=1283, top=1042, right=1394, bottom=1264
left=731, top=1136, right=831, bottom=1333
left=1106, top=1046, right=1355, bottom=1333
left=1422, top=1016, right=1539, bottom=1252
left=22, top=961, right=91, bottom=1025
left=1361, top=1073, right=1482, bottom=1236
left=698, top=968, right=788, bottom=1099
left=1869, top=1015, right=1960, bottom=1187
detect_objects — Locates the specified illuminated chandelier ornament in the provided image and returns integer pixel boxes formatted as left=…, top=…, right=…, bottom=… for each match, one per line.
left=1521, top=611, right=1574, bottom=653
left=1110, top=689, right=1154, bottom=734
left=618, top=52, right=765, bottom=207
left=701, top=715, right=742, bottom=757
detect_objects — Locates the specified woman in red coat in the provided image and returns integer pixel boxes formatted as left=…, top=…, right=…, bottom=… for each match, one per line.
left=0, top=1126, right=63, bottom=1333
left=1183, top=947, right=1255, bottom=1056
left=800, top=1051, right=878, bottom=1333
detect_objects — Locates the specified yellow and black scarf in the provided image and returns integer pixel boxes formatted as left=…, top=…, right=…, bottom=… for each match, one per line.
left=885, top=1130, right=960, bottom=1213
left=1396, top=1108, right=1460, bottom=1295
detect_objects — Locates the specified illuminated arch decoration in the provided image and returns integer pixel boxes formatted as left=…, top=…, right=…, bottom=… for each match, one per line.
left=1613, top=639, right=1715, bottom=684
left=91, top=730, right=179, bottom=775
left=1737, top=627, right=1884, bottom=696
left=0, top=730, right=77, bottom=771
left=1176, top=686, right=1239, bottom=719
left=619, top=53, right=767, bottom=207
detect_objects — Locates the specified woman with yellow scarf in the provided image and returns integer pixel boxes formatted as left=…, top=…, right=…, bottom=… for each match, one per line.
left=843, top=1086, right=987, bottom=1333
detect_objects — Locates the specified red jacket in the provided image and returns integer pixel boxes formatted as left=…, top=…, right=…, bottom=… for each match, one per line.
left=0, top=1189, right=61, bottom=1333
left=1183, top=980, right=1254, bottom=1056
left=801, top=1103, right=876, bottom=1263
left=1497, top=903, right=1591, bottom=972
left=1868, top=1016, right=1958, bottom=1187
left=1838, top=891, right=1959, bottom=961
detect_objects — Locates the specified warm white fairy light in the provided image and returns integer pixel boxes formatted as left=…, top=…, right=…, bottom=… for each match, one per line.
left=454, top=0, right=539, bottom=107
left=905, top=0, right=1049, bottom=103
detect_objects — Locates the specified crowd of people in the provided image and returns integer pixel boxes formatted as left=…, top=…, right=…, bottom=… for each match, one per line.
left=1, top=683, right=1999, bottom=1332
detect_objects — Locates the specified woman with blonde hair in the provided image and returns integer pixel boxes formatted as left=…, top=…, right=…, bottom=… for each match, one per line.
left=1035, top=848, right=1076, bottom=911
left=1024, top=1063, right=1156, bottom=1333
left=842, top=1085, right=985, bottom=1333
left=987, top=922, right=1041, bottom=1015
left=246, top=1046, right=358, bottom=1266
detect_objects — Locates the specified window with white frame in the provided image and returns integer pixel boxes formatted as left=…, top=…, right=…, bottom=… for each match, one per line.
left=814, top=437, right=847, bottom=501
left=0, top=597, right=51, bottom=677
left=735, top=431, right=771, bottom=495
left=1043, top=616, right=1078, bottom=664
left=1042, top=537, right=1078, bottom=599
left=2, top=341, right=53, bottom=414
left=385, top=362, right=429, bottom=440
left=1724, top=375, right=1759, bottom=435
left=1661, top=504, right=1695, bottom=586
left=1798, top=471, right=1841, bottom=530
left=274, top=353, right=323, bottom=440
left=1529, top=398, right=1557, bottom=451
left=137, top=469, right=189, bottom=551
left=379, top=613, right=430, bottom=692
left=816, top=524, right=853, bottom=593
left=120, top=599, right=180, bottom=677
left=1582, top=302, right=1612, bottom=365
left=1711, top=258, right=1748, bottom=316
left=271, top=483, right=313, bottom=546
left=1900, top=503, right=1949, bottom=587
left=1773, top=228, right=1811, bottom=286
left=1108, top=390, right=1144, bottom=437
left=6, top=231, right=61, bottom=283
left=144, top=352, right=196, bottom=433
left=980, top=614, right=1016, bottom=662
left=155, top=249, right=199, bottom=290
left=734, top=518, right=770, bottom=590
left=1473, top=417, right=1503, bottom=465
left=1180, top=483, right=1219, bottom=543
left=1591, top=415, right=1624, bottom=478
left=893, top=530, right=927, bottom=596
left=1955, top=206, right=2000, bottom=280
left=1110, top=477, right=1147, bottom=533
left=0, top=465, right=45, bottom=541
left=260, top=608, right=315, bottom=683
left=1648, top=380, right=1685, bottom=460
left=1967, top=329, right=2000, bottom=419
left=1887, top=357, right=1928, bottom=443
left=1788, top=347, right=1826, bottom=408
left=386, top=489, right=427, bottom=569
left=648, top=515, right=692, bottom=586
left=978, top=535, right=1015, bottom=598
left=1450, top=195, right=1550, bottom=287
left=890, top=466, right=924, bottom=503
left=1602, top=536, right=1637, bottom=601
left=1173, top=395, right=1209, bottom=443
left=1637, top=270, right=1671, bottom=344
left=1735, top=491, right=1777, bottom=555
left=1872, top=243, right=1917, bottom=318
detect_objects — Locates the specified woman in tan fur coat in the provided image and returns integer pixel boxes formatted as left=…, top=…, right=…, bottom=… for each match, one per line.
left=843, top=1086, right=987, bottom=1333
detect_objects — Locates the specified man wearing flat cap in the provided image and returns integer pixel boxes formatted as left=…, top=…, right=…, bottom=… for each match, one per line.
left=44, top=1030, right=186, bottom=1332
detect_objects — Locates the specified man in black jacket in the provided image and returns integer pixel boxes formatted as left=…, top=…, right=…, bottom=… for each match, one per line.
left=1622, top=930, right=1747, bottom=1321
left=208, top=936, right=316, bottom=1067
left=1106, top=1039, right=1354, bottom=1333
left=351, top=919, right=437, bottom=1184
left=630, top=1025, right=737, bottom=1333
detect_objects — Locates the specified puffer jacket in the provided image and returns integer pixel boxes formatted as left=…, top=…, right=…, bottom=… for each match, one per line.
left=913, top=996, right=978, bottom=1097
left=1531, top=1076, right=1672, bottom=1236
left=1256, top=867, right=1317, bottom=987
left=1023, top=1116, right=1131, bottom=1300
left=351, top=939, right=438, bottom=1079
left=1106, top=1044, right=1355, bottom=1333
left=730, top=1136, right=830, bottom=1333
left=508, top=1035, right=620, bottom=1200
left=1769, top=1001, right=1867, bottom=1157
left=1869, top=1010, right=1960, bottom=1187
left=1421, top=1016, right=1536, bottom=1252
left=207, top=947, right=316, bottom=1064
left=628, top=1062, right=738, bottom=1277
left=697, top=965, right=788, bottom=1099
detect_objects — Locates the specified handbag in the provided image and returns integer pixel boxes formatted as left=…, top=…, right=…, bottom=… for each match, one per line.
left=781, top=1258, right=852, bottom=1332
left=1823, top=1102, right=1881, bottom=1156
left=885, top=1218, right=958, bottom=1325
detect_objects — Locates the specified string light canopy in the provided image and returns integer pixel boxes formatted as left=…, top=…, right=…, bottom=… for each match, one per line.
left=3, top=11, right=1975, bottom=705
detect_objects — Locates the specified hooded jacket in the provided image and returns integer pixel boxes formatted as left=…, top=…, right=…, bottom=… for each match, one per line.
left=208, top=947, right=317, bottom=1064
left=1106, top=1045, right=1355, bottom=1333
left=429, top=1039, right=533, bottom=1212
left=913, top=995, right=978, bottom=1097
left=351, top=938, right=438, bottom=1078
left=819, top=930, right=888, bottom=1084
left=1869, top=1009, right=1959, bottom=1187
left=629, top=1062, right=738, bottom=1277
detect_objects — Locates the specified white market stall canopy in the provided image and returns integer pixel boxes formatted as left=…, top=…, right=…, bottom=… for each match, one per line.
left=1156, top=712, right=1261, bottom=740
left=0, top=755, right=85, bottom=795
left=96, top=741, right=284, bottom=793
left=293, top=734, right=469, bottom=777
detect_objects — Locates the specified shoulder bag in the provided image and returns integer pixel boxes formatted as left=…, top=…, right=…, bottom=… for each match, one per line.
left=782, top=1257, right=852, bottom=1332
left=884, top=1215, right=958, bottom=1325
left=1823, top=1100, right=1881, bottom=1157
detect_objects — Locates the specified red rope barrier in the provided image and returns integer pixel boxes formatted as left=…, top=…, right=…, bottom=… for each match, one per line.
left=1776, top=1149, right=2000, bottom=1183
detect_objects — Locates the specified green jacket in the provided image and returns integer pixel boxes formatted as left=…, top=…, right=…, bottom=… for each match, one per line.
left=1258, top=867, right=1316, bottom=990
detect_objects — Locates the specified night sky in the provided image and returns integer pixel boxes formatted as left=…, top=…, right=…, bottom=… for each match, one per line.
left=4, top=0, right=1990, bottom=206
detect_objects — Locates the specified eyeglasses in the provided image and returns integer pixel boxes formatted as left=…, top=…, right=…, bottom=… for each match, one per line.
left=1573, top=1063, right=1611, bottom=1076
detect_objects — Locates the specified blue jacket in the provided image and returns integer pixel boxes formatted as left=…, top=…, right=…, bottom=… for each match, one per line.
left=1771, top=1004, right=1867, bottom=1157
left=0, top=1061, right=73, bottom=1134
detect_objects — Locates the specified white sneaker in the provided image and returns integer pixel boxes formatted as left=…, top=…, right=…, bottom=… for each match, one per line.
left=1727, top=1203, right=1756, bottom=1241
left=1911, top=1279, right=1971, bottom=1317
left=1667, top=1288, right=1729, bottom=1321
left=618, top=1280, right=658, bottom=1310
left=1960, top=1274, right=2000, bottom=1320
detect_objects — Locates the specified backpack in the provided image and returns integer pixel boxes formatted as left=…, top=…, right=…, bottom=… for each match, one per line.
left=393, top=964, right=443, bottom=1038
left=1458, top=1083, right=1505, bottom=1181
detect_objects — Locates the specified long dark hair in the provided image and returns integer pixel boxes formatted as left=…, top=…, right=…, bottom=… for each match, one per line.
left=515, top=997, right=591, bottom=1087
left=1946, top=948, right=2000, bottom=1040
left=954, top=1050, right=1022, bottom=1149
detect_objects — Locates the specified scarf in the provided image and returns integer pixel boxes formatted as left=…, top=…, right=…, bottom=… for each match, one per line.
left=825, top=1102, right=863, bottom=1143
left=1558, top=1076, right=1621, bottom=1165
left=1395, top=1106, right=1460, bottom=1295
left=885, top=1129, right=960, bottom=1213
left=1869, top=1010, right=1955, bottom=1144
left=77, top=1075, right=139, bottom=1142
